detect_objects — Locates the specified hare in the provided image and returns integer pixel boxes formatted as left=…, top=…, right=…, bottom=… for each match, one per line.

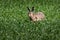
left=27, top=7, right=45, bottom=21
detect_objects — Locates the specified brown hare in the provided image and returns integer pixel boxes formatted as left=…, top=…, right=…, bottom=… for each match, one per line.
left=27, top=7, right=45, bottom=21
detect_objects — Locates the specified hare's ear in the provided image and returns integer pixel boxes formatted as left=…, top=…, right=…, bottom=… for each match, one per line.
left=27, top=7, right=30, bottom=12
left=31, top=7, right=34, bottom=11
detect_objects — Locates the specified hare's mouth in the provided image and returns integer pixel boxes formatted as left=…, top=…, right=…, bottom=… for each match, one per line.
left=29, top=17, right=32, bottom=21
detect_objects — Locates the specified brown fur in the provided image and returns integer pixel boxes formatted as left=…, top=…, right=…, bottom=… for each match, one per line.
left=28, top=12, right=45, bottom=21
left=27, top=7, right=45, bottom=21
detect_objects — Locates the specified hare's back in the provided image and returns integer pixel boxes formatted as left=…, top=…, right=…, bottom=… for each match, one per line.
left=37, top=12, right=44, bottom=16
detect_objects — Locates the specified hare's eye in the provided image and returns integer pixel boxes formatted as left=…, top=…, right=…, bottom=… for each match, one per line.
left=35, top=17, right=37, bottom=19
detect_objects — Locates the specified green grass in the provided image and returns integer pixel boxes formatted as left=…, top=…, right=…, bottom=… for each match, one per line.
left=0, top=0, right=60, bottom=40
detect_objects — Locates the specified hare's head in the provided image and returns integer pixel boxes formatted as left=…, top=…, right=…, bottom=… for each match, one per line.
left=27, top=7, right=34, bottom=16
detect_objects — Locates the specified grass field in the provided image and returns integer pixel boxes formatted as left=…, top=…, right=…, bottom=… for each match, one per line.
left=0, top=0, right=60, bottom=40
